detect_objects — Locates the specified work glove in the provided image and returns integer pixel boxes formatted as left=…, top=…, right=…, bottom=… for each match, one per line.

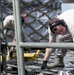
left=41, top=61, right=48, bottom=69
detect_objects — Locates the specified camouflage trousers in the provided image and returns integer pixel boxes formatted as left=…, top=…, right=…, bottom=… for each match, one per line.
left=56, top=34, right=73, bottom=57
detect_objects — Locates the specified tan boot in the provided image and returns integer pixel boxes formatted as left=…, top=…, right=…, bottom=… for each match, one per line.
left=48, top=56, right=65, bottom=68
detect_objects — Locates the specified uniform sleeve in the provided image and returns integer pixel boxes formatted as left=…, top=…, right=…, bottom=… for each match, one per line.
left=72, top=37, right=74, bottom=42
left=3, top=17, right=9, bottom=34
left=22, top=27, right=29, bottom=42
left=71, top=31, right=74, bottom=42
left=3, top=15, right=14, bottom=30
left=3, top=17, right=8, bottom=28
left=70, top=33, right=74, bottom=42
left=48, top=26, right=56, bottom=42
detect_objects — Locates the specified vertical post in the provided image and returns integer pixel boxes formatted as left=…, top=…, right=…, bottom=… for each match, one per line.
left=12, top=0, right=25, bottom=75
left=0, top=0, right=7, bottom=75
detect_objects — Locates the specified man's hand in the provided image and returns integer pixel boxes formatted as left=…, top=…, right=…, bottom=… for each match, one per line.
left=9, top=47, right=14, bottom=53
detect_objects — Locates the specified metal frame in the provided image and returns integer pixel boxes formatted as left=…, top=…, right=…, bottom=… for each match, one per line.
left=0, top=0, right=2, bottom=74
left=12, top=0, right=25, bottom=75
left=0, top=0, right=7, bottom=75
left=6, top=42, right=74, bottom=49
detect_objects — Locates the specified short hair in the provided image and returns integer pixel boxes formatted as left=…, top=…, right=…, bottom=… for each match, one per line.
left=49, top=18, right=67, bottom=33
left=49, top=18, right=60, bottom=26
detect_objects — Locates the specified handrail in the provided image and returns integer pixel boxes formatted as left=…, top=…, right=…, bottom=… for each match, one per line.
left=2, top=42, right=74, bottom=49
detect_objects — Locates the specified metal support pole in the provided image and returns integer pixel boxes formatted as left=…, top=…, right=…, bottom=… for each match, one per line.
left=6, top=42, right=74, bottom=49
left=0, top=0, right=7, bottom=74
left=12, top=0, right=25, bottom=75
left=19, top=42, right=74, bottom=49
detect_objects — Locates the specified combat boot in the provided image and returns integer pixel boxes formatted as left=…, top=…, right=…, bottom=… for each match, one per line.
left=48, top=56, right=65, bottom=68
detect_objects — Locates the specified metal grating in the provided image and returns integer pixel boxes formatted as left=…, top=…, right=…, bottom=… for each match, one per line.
left=2, top=0, right=61, bottom=42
